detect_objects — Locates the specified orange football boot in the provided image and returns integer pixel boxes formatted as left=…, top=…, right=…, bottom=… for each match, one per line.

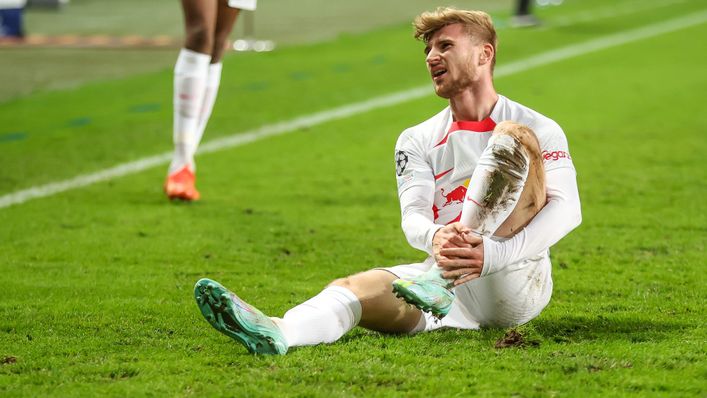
left=164, top=166, right=201, bottom=201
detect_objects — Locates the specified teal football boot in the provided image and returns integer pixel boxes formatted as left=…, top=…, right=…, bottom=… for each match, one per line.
left=194, top=278, right=288, bottom=355
left=392, top=267, right=455, bottom=318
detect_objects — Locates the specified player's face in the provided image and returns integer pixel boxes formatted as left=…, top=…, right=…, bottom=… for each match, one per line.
left=424, top=23, right=485, bottom=99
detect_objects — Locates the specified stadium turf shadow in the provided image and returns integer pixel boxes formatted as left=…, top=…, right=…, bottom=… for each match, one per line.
left=281, top=315, right=688, bottom=352
left=532, top=316, right=688, bottom=344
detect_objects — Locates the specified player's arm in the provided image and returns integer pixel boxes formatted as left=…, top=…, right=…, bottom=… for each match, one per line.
left=480, top=145, right=582, bottom=276
left=395, top=130, right=444, bottom=256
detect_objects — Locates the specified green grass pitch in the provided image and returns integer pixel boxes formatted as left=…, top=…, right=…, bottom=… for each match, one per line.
left=1, top=0, right=705, bottom=396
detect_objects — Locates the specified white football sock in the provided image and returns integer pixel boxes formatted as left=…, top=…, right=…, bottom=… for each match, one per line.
left=194, top=62, right=223, bottom=151
left=169, top=48, right=210, bottom=175
left=275, top=285, right=362, bottom=347
left=409, top=312, right=427, bottom=334
left=460, top=133, right=530, bottom=235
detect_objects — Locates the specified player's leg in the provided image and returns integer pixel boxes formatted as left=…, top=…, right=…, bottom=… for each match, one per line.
left=165, top=0, right=217, bottom=200
left=276, top=270, right=421, bottom=346
left=181, top=0, right=217, bottom=54
left=512, top=0, right=541, bottom=28
left=194, top=270, right=422, bottom=354
left=346, top=270, right=424, bottom=334
left=194, top=1, right=240, bottom=150
left=393, top=121, right=545, bottom=317
left=516, top=0, right=531, bottom=17
left=211, top=1, right=240, bottom=63
left=441, top=122, right=550, bottom=326
left=461, top=121, right=545, bottom=237
left=490, top=121, right=545, bottom=237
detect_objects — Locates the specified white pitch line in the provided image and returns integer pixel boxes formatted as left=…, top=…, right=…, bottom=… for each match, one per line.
left=1, top=9, right=706, bottom=210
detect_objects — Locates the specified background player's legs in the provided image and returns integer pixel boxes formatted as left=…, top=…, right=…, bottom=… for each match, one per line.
left=181, top=0, right=217, bottom=54
left=169, top=0, right=216, bottom=178
left=512, top=0, right=540, bottom=28
left=516, top=0, right=531, bottom=17
left=275, top=270, right=422, bottom=348
left=211, top=1, right=240, bottom=63
left=194, top=2, right=240, bottom=149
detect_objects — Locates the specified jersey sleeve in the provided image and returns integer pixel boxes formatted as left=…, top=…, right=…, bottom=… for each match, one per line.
left=395, top=129, right=442, bottom=255
left=535, top=120, right=575, bottom=172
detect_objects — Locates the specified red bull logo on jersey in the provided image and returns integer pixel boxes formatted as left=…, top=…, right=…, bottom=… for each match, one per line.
left=542, top=150, right=571, bottom=161
left=441, top=185, right=467, bottom=206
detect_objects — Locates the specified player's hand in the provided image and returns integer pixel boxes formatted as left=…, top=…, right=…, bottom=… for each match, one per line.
left=432, top=222, right=471, bottom=263
left=437, top=232, right=484, bottom=286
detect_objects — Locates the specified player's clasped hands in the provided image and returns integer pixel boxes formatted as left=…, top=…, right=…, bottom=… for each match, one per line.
left=433, top=222, right=484, bottom=286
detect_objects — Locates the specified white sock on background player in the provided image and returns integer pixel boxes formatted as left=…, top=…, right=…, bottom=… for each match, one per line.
left=194, top=62, right=223, bottom=151
left=274, top=286, right=362, bottom=347
left=169, top=48, right=210, bottom=175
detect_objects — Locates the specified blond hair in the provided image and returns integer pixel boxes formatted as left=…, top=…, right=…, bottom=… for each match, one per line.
left=413, top=7, right=498, bottom=67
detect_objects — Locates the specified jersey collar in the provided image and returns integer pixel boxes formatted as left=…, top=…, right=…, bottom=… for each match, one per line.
left=434, top=96, right=506, bottom=147
left=448, top=118, right=497, bottom=133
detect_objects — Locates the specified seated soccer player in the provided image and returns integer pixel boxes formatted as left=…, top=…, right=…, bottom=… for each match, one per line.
left=165, top=0, right=257, bottom=201
left=194, top=7, right=581, bottom=354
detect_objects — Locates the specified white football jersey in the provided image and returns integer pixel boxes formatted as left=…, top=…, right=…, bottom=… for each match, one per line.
left=395, top=94, right=575, bottom=254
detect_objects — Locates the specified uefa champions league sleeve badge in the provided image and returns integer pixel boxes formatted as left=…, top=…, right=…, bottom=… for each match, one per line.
left=395, top=150, right=409, bottom=176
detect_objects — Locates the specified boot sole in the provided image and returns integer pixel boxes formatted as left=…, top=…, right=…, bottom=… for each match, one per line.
left=194, top=279, right=285, bottom=355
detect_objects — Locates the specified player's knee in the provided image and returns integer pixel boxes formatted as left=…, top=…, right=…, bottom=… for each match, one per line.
left=329, top=276, right=354, bottom=290
left=329, top=272, right=369, bottom=289
left=493, top=121, right=541, bottom=157
left=329, top=270, right=392, bottom=298
left=184, top=24, right=214, bottom=54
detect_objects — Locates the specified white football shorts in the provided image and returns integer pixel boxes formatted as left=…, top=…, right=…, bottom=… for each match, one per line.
left=382, top=255, right=553, bottom=332
left=228, top=0, right=256, bottom=11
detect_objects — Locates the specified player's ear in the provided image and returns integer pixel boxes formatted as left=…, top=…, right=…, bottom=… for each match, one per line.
left=480, top=43, right=494, bottom=66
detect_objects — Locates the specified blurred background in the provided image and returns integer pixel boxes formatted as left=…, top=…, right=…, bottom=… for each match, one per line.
left=0, top=0, right=521, bottom=102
